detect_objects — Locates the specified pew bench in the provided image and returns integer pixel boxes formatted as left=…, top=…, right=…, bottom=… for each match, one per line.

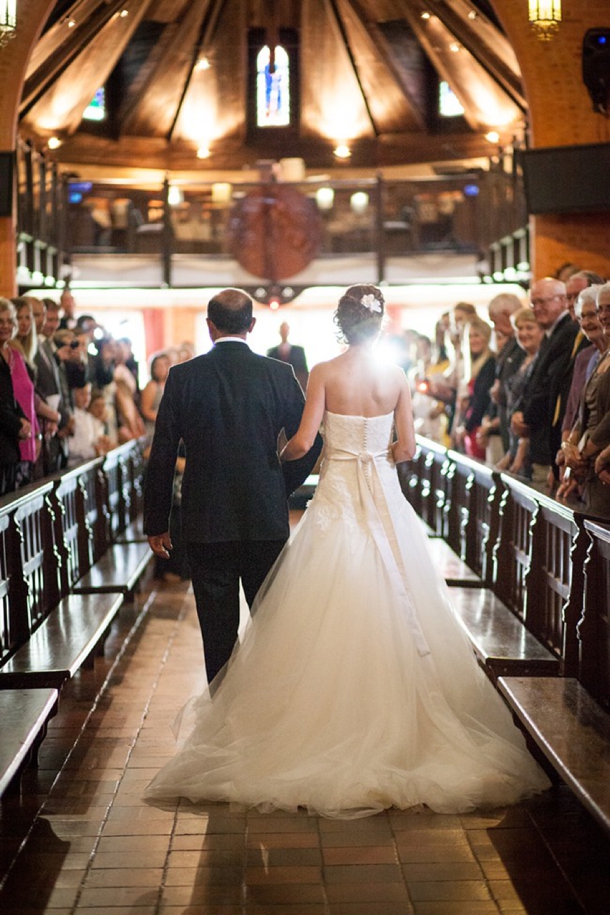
left=426, top=537, right=484, bottom=587
left=451, top=587, right=560, bottom=680
left=498, top=676, right=610, bottom=835
left=0, top=592, right=123, bottom=689
left=73, top=541, right=152, bottom=596
left=0, top=688, right=59, bottom=796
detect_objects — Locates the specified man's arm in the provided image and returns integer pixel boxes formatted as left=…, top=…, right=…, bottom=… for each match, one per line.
left=143, top=371, right=181, bottom=539
left=280, top=368, right=323, bottom=494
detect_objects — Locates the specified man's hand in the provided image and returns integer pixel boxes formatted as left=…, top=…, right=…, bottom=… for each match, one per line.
left=18, top=418, right=31, bottom=440
left=148, top=532, right=173, bottom=559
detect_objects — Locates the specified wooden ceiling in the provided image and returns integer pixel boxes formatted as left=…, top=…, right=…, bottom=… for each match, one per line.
left=19, top=0, right=526, bottom=173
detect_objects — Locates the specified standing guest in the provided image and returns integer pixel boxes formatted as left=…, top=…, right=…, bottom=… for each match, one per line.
left=556, top=286, right=605, bottom=484
left=42, top=298, right=62, bottom=339
left=452, top=317, right=495, bottom=460
left=267, top=321, right=310, bottom=391
left=34, top=299, right=67, bottom=473
left=117, top=338, right=141, bottom=401
left=144, top=288, right=322, bottom=684
left=497, top=307, right=545, bottom=477
left=140, top=353, right=171, bottom=445
left=58, top=287, right=77, bottom=330
left=487, top=293, right=525, bottom=454
left=560, top=283, right=610, bottom=516
left=0, top=300, right=31, bottom=495
left=5, top=304, right=40, bottom=486
left=511, top=278, right=579, bottom=486
left=68, top=383, right=111, bottom=463
left=52, top=330, right=77, bottom=452
left=565, top=270, right=605, bottom=321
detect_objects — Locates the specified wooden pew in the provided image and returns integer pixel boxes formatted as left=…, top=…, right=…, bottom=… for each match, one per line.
left=0, top=481, right=123, bottom=690
left=70, top=445, right=152, bottom=596
left=498, top=676, right=610, bottom=835
left=0, top=688, right=59, bottom=796
left=399, top=440, right=481, bottom=583
left=579, top=519, right=610, bottom=708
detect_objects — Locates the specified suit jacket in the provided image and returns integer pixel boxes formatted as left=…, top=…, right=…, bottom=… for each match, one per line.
left=267, top=343, right=309, bottom=390
left=144, top=341, right=322, bottom=542
left=522, top=312, right=579, bottom=465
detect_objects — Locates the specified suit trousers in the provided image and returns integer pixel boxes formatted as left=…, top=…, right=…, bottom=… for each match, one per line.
left=187, top=539, right=286, bottom=683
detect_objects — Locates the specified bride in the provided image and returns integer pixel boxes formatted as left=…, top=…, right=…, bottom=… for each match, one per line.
left=145, top=284, right=550, bottom=818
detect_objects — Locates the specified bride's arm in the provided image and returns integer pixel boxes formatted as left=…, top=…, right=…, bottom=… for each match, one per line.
left=392, top=372, right=416, bottom=464
left=281, top=365, right=326, bottom=462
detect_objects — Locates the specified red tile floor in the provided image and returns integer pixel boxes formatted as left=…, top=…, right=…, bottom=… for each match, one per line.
left=1, top=574, right=609, bottom=915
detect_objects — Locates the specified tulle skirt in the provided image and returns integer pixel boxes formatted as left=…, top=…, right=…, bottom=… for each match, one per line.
left=145, top=488, right=550, bottom=818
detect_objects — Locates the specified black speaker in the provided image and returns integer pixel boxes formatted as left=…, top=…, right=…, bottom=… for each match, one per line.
left=0, top=151, right=14, bottom=218
left=582, top=28, right=610, bottom=116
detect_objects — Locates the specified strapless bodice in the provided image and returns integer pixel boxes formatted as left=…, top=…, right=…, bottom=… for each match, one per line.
left=322, top=411, right=394, bottom=456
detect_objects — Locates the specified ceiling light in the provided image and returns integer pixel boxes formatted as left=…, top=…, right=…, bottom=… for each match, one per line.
left=449, top=42, right=461, bottom=53
left=528, top=0, right=561, bottom=40
left=485, top=131, right=500, bottom=143
left=47, top=136, right=62, bottom=149
left=421, top=11, right=431, bottom=19
left=67, top=18, right=76, bottom=27
left=315, top=187, right=334, bottom=210
left=195, top=56, right=211, bottom=71
left=119, top=9, right=129, bottom=17
left=196, top=145, right=210, bottom=159
left=0, top=0, right=17, bottom=48
left=333, top=144, right=351, bottom=159
left=468, top=9, right=478, bottom=19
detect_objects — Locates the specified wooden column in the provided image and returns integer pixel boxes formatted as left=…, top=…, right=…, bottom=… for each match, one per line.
left=0, top=0, right=57, bottom=297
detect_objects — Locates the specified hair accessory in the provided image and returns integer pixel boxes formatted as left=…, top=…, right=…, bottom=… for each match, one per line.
left=361, top=294, right=382, bottom=314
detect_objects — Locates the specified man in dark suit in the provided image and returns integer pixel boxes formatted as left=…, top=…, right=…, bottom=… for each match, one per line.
left=144, top=289, right=322, bottom=683
left=511, top=278, right=580, bottom=486
left=267, top=321, right=309, bottom=391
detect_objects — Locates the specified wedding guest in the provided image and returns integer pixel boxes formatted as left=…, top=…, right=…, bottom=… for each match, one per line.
left=4, top=303, right=40, bottom=486
left=452, top=317, right=495, bottom=459
left=0, top=300, right=31, bottom=495
left=68, top=382, right=111, bottom=463
left=140, top=353, right=171, bottom=445
left=556, top=286, right=605, bottom=486
left=267, top=321, right=309, bottom=391
left=496, top=307, right=545, bottom=477
left=511, top=278, right=579, bottom=486
left=487, top=293, right=525, bottom=453
left=560, top=283, right=610, bottom=515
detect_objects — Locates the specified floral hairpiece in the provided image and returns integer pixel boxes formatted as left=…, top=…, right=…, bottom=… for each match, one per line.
left=361, top=293, right=382, bottom=314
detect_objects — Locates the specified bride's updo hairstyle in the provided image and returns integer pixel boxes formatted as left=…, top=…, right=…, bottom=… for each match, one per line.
left=334, top=284, right=385, bottom=345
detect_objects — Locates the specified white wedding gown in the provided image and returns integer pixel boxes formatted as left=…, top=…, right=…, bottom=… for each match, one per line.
left=145, top=411, right=550, bottom=817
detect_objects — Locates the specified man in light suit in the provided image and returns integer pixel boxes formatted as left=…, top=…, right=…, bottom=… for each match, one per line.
left=144, top=289, right=322, bottom=683
left=267, top=321, right=309, bottom=391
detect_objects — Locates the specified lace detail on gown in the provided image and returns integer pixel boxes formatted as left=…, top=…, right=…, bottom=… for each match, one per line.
left=144, top=412, right=550, bottom=818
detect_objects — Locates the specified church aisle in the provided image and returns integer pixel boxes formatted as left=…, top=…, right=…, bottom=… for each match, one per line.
left=1, top=578, right=609, bottom=915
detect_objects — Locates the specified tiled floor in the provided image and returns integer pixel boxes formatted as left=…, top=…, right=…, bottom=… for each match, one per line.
left=1, top=576, right=609, bottom=915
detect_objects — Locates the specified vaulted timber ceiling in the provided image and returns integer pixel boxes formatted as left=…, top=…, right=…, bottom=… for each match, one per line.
left=19, top=0, right=526, bottom=171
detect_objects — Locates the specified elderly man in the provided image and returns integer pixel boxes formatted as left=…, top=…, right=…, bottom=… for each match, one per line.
left=511, top=278, right=579, bottom=486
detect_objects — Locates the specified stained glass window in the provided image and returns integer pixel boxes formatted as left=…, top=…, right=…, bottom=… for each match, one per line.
left=256, top=45, right=290, bottom=127
left=83, top=87, right=106, bottom=122
left=439, top=81, right=464, bottom=117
